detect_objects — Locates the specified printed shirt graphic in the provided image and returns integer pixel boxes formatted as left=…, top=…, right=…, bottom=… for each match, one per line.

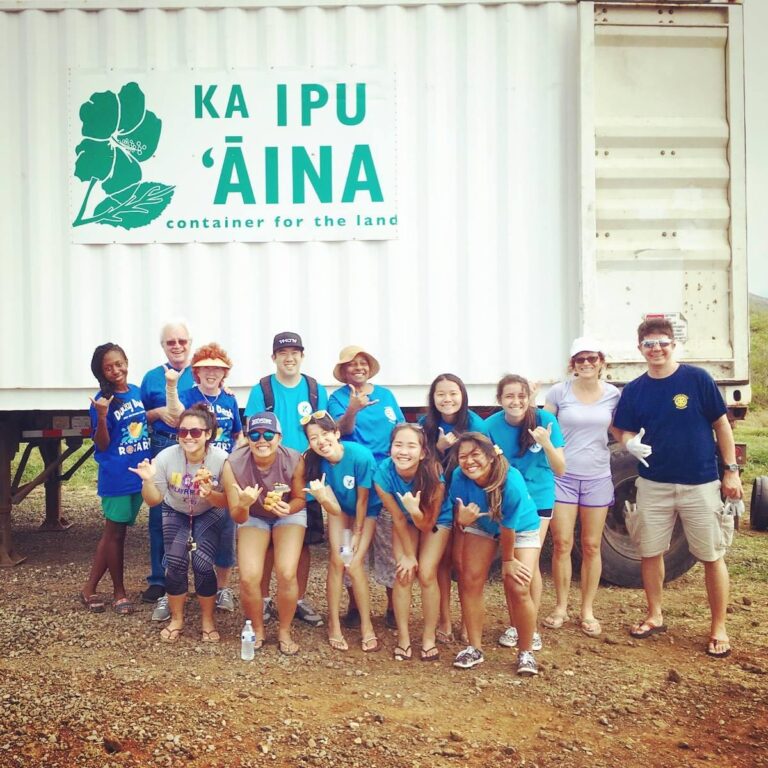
left=180, top=386, right=242, bottom=453
left=328, top=384, right=404, bottom=463
left=449, top=466, right=539, bottom=537
left=151, top=445, right=229, bottom=516
left=373, top=458, right=452, bottom=527
left=244, top=374, right=328, bottom=451
left=316, top=442, right=381, bottom=518
left=89, top=383, right=151, bottom=497
left=613, top=364, right=726, bottom=484
left=484, top=409, right=564, bottom=510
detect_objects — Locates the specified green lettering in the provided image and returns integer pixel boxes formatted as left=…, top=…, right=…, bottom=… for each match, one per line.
left=342, top=145, right=383, bottom=203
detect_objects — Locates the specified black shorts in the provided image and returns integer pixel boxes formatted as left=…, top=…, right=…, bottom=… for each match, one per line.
left=303, top=500, right=325, bottom=545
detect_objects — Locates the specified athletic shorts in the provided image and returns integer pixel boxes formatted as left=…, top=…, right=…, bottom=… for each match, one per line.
left=537, top=508, right=553, bottom=521
left=239, top=509, right=308, bottom=531
left=555, top=473, right=615, bottom=508
left=633, top=478, right=726, bottom=562
left=102, top=492, right=143, bottom=525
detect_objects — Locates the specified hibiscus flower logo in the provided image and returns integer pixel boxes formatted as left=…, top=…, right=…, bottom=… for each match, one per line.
left=72, top=82, right=174, bottom=229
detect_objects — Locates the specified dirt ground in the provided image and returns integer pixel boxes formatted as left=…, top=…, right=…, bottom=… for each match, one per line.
left=1, top=487, right=767, bottom=768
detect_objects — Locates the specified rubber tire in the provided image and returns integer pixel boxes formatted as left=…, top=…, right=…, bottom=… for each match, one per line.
left=572, top=446, right=696, bottom=588
left=751, top=476, right=768, bottom=531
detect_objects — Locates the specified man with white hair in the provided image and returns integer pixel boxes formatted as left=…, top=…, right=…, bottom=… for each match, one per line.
left=139, top=321, right=194, bottom=618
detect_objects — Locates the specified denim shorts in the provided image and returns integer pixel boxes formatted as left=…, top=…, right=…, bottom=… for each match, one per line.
left=464, top=522, right=541, bottom=548
left=239, top=508, right=308, bottom=531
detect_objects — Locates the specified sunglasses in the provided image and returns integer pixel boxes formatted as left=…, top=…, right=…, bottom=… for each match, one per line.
left=163, top=338, right=189, bottom=347
left=300, top=409, right=331, bottom=426
left=573, top=354, right=600, bottom=365
left=178, top=427, right=206, bottom=438
left=641, top=339, right=673, bottom=349
left=248, top=430, right=277, bottom=442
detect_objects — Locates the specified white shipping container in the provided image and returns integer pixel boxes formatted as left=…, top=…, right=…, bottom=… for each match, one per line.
left=0, top=0, right=749, bottom=412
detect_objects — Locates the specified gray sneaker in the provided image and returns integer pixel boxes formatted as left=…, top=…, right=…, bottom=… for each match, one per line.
left=517, top=650, right=538, bottom=677
left=498, top=626, right=518, bottom=648
left=216, top=587, right=235, bottom=612
left=295, top=599, right=323, bottom=627
left=453, top=645, right=485, bottom=669
left=151, top=595, right=170, bottom=622
left=263, top=597, right=275, bottom=623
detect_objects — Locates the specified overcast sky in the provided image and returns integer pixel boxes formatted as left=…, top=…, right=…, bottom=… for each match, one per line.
left=745, top=0, right=768, bottom=298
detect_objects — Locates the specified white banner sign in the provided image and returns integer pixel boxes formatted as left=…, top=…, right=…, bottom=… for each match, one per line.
left=68, top=70, right=397, bottom=243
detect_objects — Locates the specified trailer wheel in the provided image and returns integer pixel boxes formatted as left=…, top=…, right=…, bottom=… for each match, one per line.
left=751, top=477, right=768, bottom=531
left=590, top=446, right=696, bottom=587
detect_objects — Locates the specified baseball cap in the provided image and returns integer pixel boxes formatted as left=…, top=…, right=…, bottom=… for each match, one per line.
left=272, top=332, right=304, bottom=353
left=245, top=412, right=282, bottom=434
left=569, top=336, right=603, bottom=358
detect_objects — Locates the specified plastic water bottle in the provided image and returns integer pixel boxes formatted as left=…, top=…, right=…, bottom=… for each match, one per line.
left=340, top=528, right=354, bottom=568
left=240, top=619, right=256, bottom=661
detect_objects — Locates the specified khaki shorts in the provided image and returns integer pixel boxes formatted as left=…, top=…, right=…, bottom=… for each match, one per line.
left=634, top=478, right=726, bottom=562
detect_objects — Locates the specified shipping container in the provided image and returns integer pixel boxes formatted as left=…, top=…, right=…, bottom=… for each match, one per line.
left=0, top=0, right=754, bottom=580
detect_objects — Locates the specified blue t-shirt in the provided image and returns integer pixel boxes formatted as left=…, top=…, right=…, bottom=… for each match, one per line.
left=328, top=384, right=404, bottom=463
left=179, top=386, right=242, bottom=454
left=89, top=383, right=151, bottom=497
left=244, top=374, right=328, bottom=452
left=314, top=442, right=381, bottom=518
left=140, top=363, right=194, bottom=437
left=449, top=465, right=539, bottom=538
left=484, top=409, right=564, bottom=510
left=613, top=364, right=726, bottom=485
left=417, top=409, right=487, bottom=438
left=373, top=457, right=453, bottom=527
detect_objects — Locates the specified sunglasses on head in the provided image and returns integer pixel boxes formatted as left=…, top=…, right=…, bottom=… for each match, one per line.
left=641, top=339, right=672, bottom=349
left=300, top=409, right=331, bottom=426
left=573, top=354, right=600, bottom=365
left=248, top=430, right=277, bottom=442
left=178, top=427, right=206, bottom=438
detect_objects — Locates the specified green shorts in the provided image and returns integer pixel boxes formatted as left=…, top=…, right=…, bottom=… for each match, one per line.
left=102, top=492, right=144, bottom=525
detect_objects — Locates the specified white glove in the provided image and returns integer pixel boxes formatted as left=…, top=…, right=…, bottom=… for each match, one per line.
left=626, top=428, right=652, bottom=468
left=723, top=499, right=745, bottom=518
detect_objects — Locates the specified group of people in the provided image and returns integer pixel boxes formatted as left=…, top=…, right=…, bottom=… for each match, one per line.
left=80, top=317, right=743, bottom=675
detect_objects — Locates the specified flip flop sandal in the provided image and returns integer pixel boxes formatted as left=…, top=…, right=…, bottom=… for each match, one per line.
left=79, top=593, right=105, bottom=613
left=580, top=618, right=602, bottom=638
left=393, top=645, right=412, bottom=661
left=436, top=629, right=455, bottom=644
left=706, top=638, right=731, bottom=658
left=542, top=613, right=569, bottom=629
left=160, top=626, right=184, bottom=643
left=629, top=621, right=667, bottom=639
left=112, top=598, right=134, bottom=616
left=329, top=636, right=349, bottom=652
left=420, top=646, right=440, bottom=662
left=361, top=636, right=380, bottom=653
left=279, top=640, right=299, bottom=656
left=201, top=630, right=221, bottom=643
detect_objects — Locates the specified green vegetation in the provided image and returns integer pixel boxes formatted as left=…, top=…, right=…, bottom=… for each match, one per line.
left=11, top=441, right=97, bottom=492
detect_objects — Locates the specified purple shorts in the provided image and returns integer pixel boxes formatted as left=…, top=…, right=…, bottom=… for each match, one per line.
left=555, top=473, right=614, bottom=508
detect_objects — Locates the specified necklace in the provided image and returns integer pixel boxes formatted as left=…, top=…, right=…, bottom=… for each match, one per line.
left=199, top=387, right=220, bottom=408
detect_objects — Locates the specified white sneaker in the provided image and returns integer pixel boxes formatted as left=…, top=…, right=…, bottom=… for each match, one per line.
left=517, top=650, right=538, bottom=676
left=453, top=645, right=485, bottom=669
left=498, top=626, right=518, bottom=648
left=532, top=632, right=543, bottom=652
left=151, top=595, right=170, bottom=622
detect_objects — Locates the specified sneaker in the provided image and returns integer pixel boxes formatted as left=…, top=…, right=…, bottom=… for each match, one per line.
left=151, top=595, right=170, bottom=622
left=263, top=597, right=275, bottom=624
left=216, top=587, right=235, bottom=612
left=517, top=650, right=538, bottom=677
left=532, top=632, right=543, bottom=652
left=498, top=627, right=518, bottom=648
left=141, top=585, right=165, bottom=604
left=295, top=599, right=324, bottom=627
left=342, top=607, right=361, bottom=629
left=453, top=645, right=485, bottom=669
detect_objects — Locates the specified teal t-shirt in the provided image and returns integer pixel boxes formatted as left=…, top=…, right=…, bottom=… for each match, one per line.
left=449, top=465, right=539, bottom=537
left=373, top=457, right=452, bottom=527
left=484, top=409, right=564, bottom=510
left=316, top=442, right=381, bottom=518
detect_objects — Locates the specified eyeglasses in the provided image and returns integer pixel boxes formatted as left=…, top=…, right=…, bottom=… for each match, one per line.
left=641, top=339, right=673, bottom=349
left=299, top=409, right=330, bottom=426
left=163, top=338, right=189, bottom=347
left=178, top=427, right=206, bottom=438
left=573, top=354, right=600, bottom=365
left=248, top=430, right=277, bottom=442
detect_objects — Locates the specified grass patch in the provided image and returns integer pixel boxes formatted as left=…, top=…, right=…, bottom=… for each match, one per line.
left=750, top=307, right=768, bottom=410
left=11, top=441, right=97, bottom=491
left=729, top=529, right=768, bottom=582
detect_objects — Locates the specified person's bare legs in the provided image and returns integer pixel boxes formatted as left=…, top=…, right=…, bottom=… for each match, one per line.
left=704, top=557, right=730, bottom=647
left=579, top=505, right=609, bottom=623
left=238, top=527, right=271, bottom=643
left=418, top=527, right=450, bottom=653
left=297, top=544, right=310, bottom=600
left=505, top=518, right=548, bottom=632
left=437, top=529, right=454, bottom=639
left=635, top=553, right=665, bottom=631
left=503, top=547, right=540, bottom=651
left=392, top=526, right=418, bottom=654
left=549, top=503, right=577, bottom=623
left=458, top=533, right=497, bottom=650
left=272, top=524, right=305, bottom=653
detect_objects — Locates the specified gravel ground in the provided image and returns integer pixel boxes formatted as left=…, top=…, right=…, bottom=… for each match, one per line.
left=1, top=487, right=767, bottom=768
